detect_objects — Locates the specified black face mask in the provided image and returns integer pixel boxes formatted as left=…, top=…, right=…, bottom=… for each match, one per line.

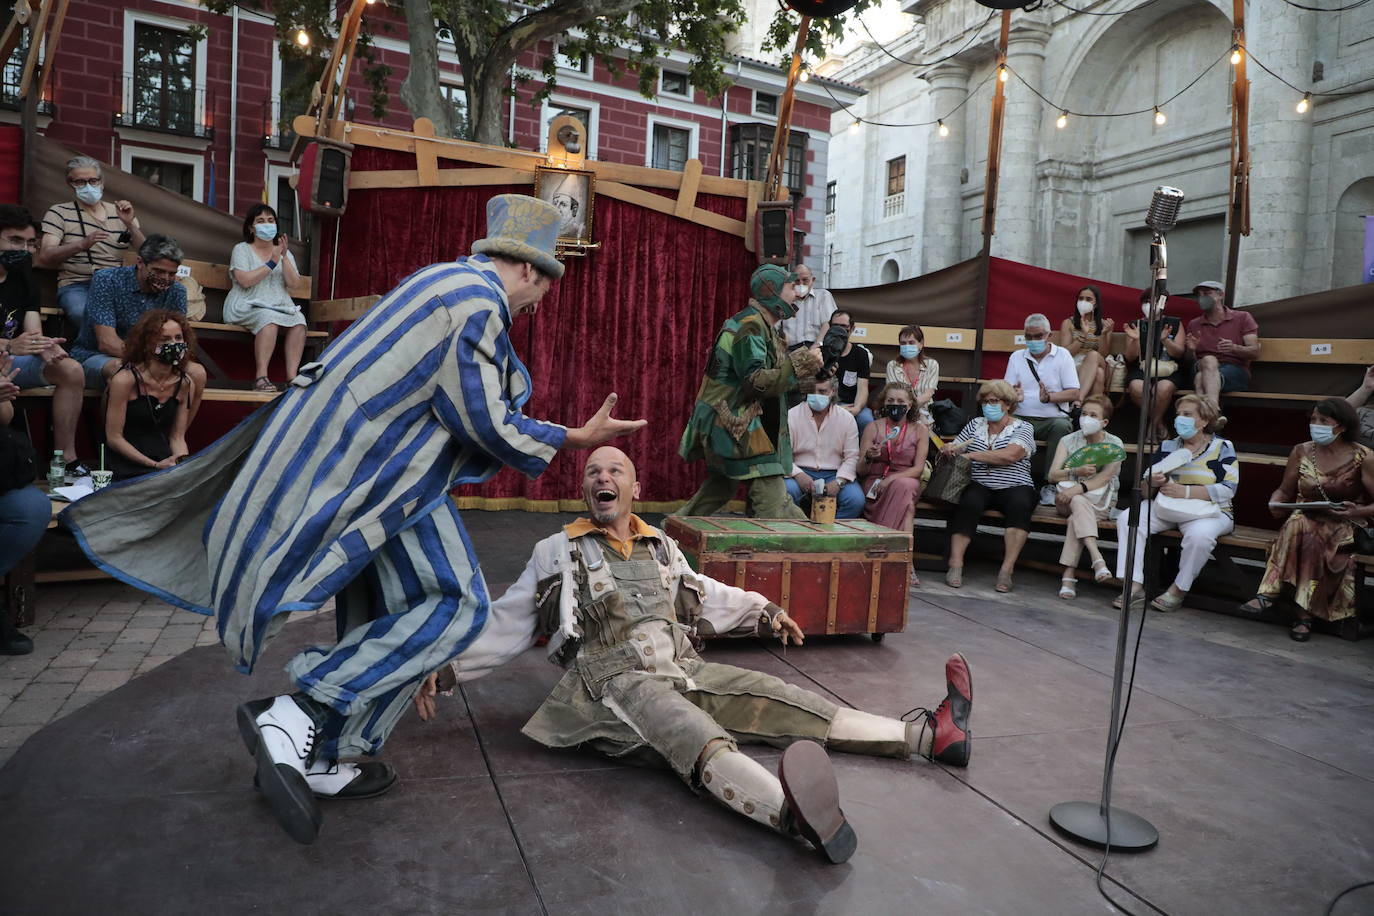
left=0, top=249, right=32, bottom=270
left=885, top=404, right=909, bottom=422
left=155, top=341, right=188, bottom=366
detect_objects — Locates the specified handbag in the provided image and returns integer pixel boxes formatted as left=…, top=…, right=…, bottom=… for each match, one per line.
left=1147, top=357, right=1179, bottom=379
left=1149, top=447, right=1222, bottom=522
left=929, top=399, right=968, bottom=438
left=926, top=453, right=971, bottom=505
left=1106, top=355, right=1127, bottom=392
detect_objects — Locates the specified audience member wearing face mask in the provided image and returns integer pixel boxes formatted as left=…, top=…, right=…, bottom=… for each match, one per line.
left=784, top=379, right=865, bottom=519
left=1002, top=312, right=1080, bottom=504
left=1045, top=396, right=1125, bottom=600
left=1183, top=281, right=1261, bottom=430
left=225, top=204, right=307, bottom=392
left=1124, top=287, right=1187, bottom=443
left=857, top=383, right=929, bottom=556
left=69, top=235, right=206, bottom=422
left=37, top=156, right=146, bottom=328
left=776, top=263, right=836, bottom=349
left=940, top=380, right=1038, bottom=594
left=103, top=310, right=199, bottom=481
left=884, top=324, right=940, bottom=427
left=1114, top=394, right=1239, bottom=613
left=1240, top=397, right=1374, bottom=642
left=1058, top=285, right=1113, bottom=405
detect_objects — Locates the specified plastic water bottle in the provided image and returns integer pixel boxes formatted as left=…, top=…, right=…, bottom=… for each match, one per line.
left=813, top=477, right=825, bottom=498
left=47, top=450, right=65, bottom=489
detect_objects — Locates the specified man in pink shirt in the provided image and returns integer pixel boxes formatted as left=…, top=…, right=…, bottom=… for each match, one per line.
left=1185, top=280, right=1261, bottom=426
left=785, top=377, right=863, bottom=518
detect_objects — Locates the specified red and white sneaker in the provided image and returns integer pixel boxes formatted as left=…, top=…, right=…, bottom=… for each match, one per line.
left=909, top=653, right=973, bottom=767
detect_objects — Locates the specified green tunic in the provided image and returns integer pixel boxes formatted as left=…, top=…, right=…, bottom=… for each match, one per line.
left=677, top=301, right=817, bottom=480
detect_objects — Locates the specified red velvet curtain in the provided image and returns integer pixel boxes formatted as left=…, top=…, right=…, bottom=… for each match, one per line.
left=317, top=147, right=756, bottom=506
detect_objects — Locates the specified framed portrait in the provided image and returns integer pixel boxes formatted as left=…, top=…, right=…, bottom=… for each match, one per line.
left=534, top=166, right=596, bottom=248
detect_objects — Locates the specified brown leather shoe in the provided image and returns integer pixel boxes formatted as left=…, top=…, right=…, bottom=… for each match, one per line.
left=779, top=741, right=856, bottom=864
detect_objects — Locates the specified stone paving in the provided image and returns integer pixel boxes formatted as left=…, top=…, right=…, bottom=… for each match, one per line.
left=4, top=509, right=1373, bottom=770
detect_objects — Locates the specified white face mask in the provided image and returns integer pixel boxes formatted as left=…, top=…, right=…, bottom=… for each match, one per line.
left=794, top=284, right=811, bottom=297
left=1141, top=302, right=1152, bottom=317
left=1076, top=299, right=1094, bottom=315
left=1079, top=415, right=1103, bottom=436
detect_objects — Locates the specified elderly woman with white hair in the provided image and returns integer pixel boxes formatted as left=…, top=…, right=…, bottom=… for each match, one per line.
left=1003, top=311, right=1081, bottom=505
left=38, top=155, right=146, bottom=328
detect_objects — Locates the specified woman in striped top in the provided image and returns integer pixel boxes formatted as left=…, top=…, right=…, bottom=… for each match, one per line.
left=941, top=379, right=1038, bottom=592
left=1114, top=394, right=1239, bottom=612
left=884, top=324, right=940, bottom=426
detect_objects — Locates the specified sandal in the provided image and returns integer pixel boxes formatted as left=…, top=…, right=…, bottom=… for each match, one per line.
left=945, top=567, right=963, bottom=589
left=1290, top=619, right=1313, bottom=642
left=253, top=376, right=276, bottom=392
left=995, top=572, right=1014, bottom=593
left=1112, top=587, right=1144, bottom=611
left=1092, top=559, right=1112, bottom=583
left=1238, top=595, right=1276, bottom=617
left=1059, top=577, right=1077, bottom=600
left=1151, top=591, right=1185, bottom=613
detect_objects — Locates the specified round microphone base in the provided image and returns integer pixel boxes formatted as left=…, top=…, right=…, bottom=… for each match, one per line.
left=1049, top=801, right=1159, bottom=851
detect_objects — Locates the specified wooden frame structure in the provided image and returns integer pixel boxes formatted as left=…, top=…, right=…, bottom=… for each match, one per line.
left=290, top=114, right=768, bottom=253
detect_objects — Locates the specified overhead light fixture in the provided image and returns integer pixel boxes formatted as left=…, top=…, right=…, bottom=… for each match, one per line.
left=1056, top=110, right=1068, bottom=129
left=1297, top=92, right=1311, bottom=113
left=998, top=65, right=1008, bottom=83
left=295, top=29, right=310, bottom=47
left=1230, top=44, right=1242, bottom=66
left=799, top=69, right=810, bottom=83
left=937, top=119, right=949, bottom=137
left=1153, top=106, right=1166, bottom=126
left=849, top=119, right=860, bottom=134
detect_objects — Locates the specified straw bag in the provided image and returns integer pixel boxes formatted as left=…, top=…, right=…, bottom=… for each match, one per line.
left=926, top=454, right=971, bottom=504
left=1106, top=355, right=1127, bottom=392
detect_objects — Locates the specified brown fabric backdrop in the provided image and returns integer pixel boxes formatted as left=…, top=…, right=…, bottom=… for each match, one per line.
left=318, top=147, right=757, bottom=508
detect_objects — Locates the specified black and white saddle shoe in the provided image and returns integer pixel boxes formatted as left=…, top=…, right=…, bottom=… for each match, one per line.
left=255, top=759, right=398, bottom=800
left=236, top=694, right=328, bottom=844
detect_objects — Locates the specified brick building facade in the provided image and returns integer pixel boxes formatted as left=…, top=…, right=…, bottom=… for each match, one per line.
left=2, top=0, right=860, bottom=267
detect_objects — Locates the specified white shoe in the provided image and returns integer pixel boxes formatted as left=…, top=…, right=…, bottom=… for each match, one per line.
left=237, top=694, right=325, bottom=843
left=304, top=758, right=398, bottom=799
left=1039, top=485, right=1057, bottom=507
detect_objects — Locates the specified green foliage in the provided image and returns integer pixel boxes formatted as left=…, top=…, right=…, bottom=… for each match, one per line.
left=761, top=2, right=880, bottom=69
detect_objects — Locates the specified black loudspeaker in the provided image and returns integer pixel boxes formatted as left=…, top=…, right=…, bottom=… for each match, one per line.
left=754, top=201, right=794, bottom=265
left=298, top=140, right=352, bottom=216
left=785, top=0, right=862, bottom=16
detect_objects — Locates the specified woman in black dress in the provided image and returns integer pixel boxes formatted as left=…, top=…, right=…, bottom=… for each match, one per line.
left=105, top=310, right=199, bottom=480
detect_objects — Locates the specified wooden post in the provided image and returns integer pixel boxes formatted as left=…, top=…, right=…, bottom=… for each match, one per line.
left=295, top=0, right=370, bottom=159
left=763, top=15, right=812, bottom=203
left=980, top=10, right=1011, bottom=251
left=972, top=10, right=1012, bottom=389
left=35, top=0, right=69, bottom=104
left=1222, top=5, right=1251, bottom=308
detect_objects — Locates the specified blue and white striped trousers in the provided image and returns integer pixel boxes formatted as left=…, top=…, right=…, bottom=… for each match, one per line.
left=232, top=498, right=490, bottom=758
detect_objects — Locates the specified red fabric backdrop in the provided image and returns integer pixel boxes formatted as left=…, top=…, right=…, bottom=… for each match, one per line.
left=316, top=147, right=756, bottom=506
left=0, top=126, right=20, bottom=203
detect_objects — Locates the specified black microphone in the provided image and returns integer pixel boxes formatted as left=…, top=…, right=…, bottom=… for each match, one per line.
left=1144, top=186, right=1185, bottom=232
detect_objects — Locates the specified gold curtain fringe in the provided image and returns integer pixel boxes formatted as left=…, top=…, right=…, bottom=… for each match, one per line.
left=449, top=496, right=747, bottom=515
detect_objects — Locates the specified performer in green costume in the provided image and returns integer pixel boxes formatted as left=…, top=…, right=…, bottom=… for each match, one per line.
left=675, top=264, right=822, bottom=518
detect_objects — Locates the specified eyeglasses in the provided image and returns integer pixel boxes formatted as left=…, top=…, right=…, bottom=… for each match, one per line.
left=69, top=178, right=103, bottom=188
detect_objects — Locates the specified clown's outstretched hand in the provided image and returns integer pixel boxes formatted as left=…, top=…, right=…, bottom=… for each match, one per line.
left=564, top=393, right=647, bottom=449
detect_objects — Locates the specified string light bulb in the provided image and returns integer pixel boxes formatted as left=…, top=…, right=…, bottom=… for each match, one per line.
left=1229, top=44, right=1242, bottom=66
left=295, top=28, right=310, bottom=47
left=937, top=119, right=949, bottom=138
left=998, top=65, right=1008, bottom=83
left=1297, top=92, right=1311, bottom=113
left=1056, top=110, right=1068, bottom=129
left=1153, top=106, right=1167, bottom=126
left=799, top=69, right=810, bottom=83
left=849, top=119, right=860, bottom=135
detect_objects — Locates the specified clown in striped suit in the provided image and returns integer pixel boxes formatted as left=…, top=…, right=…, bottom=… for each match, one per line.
left=64, top=195, right=644, bottom=843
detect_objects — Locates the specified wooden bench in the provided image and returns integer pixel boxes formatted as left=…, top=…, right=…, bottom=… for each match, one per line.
left=912, top=499, right=1374, bottom=639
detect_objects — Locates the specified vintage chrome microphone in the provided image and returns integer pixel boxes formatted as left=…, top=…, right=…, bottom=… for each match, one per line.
left=1047, top=187, right=1184, bottom=852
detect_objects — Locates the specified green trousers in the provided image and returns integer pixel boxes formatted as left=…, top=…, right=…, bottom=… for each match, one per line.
left=674, top=472, right=808, bottom=520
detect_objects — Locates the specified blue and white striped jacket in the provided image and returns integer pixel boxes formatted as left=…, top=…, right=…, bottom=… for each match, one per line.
left=64, top=256, right=566, bottom=670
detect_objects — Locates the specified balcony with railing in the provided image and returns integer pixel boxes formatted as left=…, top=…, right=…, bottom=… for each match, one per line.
left=262, top=98, right=305, bottom=150
left=882, top=192, right=905, bottom=219
left=112, top=74, right=212, bottom=139
left=1, top=55, right=55, bottom=115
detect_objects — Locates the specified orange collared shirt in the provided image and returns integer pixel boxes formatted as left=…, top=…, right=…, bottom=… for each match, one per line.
left=563, top=514, right=658, bottom=560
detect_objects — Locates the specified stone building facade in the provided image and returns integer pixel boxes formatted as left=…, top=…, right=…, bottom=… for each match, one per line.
left=821, top=0, right=1374, bottom=303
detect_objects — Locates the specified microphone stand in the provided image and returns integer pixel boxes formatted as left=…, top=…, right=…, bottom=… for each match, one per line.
left=1047, top=230, right=1168, bottom=851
